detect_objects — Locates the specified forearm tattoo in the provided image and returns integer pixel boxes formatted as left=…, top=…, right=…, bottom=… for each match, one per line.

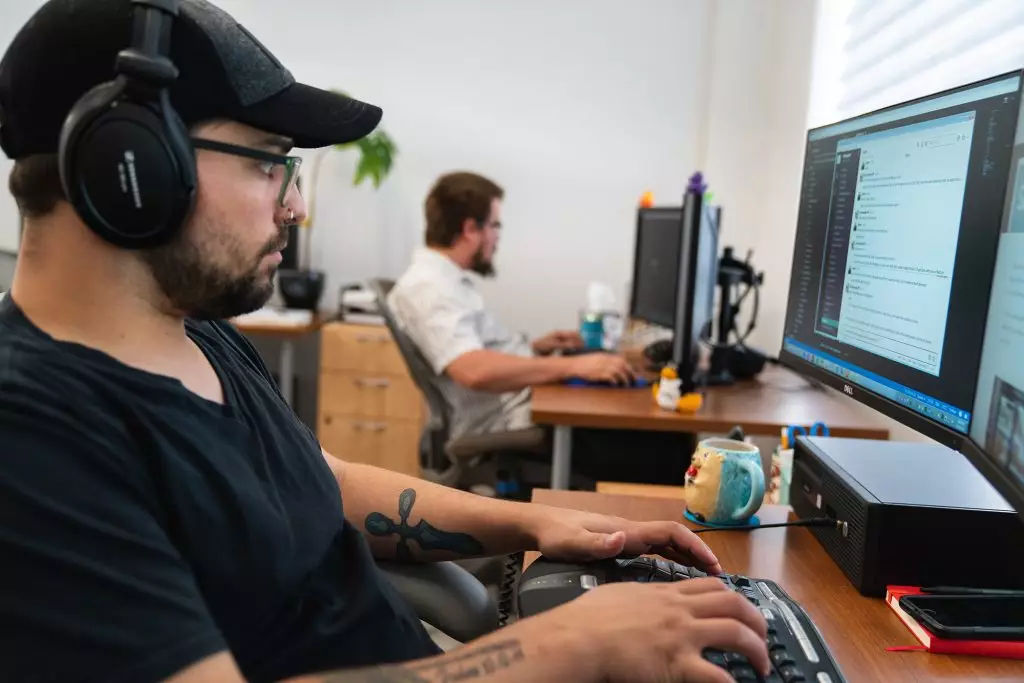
left=365, top=488, right=484, bottom=561
left=321, top=640, right=526, bottom=682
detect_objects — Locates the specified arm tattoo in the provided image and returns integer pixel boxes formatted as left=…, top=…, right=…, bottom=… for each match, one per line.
left=365, top=488, right=484, bottom=560
left=322, top=640, right=526, bottom=682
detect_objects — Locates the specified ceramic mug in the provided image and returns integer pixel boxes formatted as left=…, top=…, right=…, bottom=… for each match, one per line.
left=684, top=438, right=766, bottom=526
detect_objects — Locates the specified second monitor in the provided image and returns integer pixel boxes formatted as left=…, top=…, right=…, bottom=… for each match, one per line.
left=630, top=191, right=719, bottom=387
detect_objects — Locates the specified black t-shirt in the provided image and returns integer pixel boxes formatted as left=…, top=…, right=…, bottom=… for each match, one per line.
left=0, top=295, right=439, bottom=682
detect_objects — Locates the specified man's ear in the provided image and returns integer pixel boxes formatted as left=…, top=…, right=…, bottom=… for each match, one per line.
left=459, top=217, right=480, bottom=241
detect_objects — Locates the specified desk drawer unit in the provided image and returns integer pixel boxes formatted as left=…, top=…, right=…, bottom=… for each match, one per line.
left=317, top=323, right=425, bottom=477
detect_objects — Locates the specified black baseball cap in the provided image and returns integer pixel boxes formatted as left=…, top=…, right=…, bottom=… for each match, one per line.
left=0, top=0, right=383, bottom=160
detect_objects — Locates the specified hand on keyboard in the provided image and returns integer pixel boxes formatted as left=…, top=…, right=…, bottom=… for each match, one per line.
left=536, top=577, right=771, bottom=683
left=564, top=352, right=635, bottom=386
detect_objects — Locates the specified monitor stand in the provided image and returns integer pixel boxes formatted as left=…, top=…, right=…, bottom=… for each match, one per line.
left=702, top=346, right=735, bottom=386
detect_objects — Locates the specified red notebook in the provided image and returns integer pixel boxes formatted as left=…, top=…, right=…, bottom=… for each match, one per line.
left=885, top=585, right=1024, bottom=659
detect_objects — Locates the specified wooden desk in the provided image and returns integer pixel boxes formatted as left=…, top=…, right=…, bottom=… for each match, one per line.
left=232, top=309, right=326, bottom=407
left=531, top=364, right=891, bottom=489
left=529, top=490, right=1024, bottom=683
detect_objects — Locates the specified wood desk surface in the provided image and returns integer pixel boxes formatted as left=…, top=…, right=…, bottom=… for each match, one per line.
left=531, top=364, right=891, bottom=439
left=529, top=490, right=1024, bottom=683
left=231, top=312, right=327, bottom=337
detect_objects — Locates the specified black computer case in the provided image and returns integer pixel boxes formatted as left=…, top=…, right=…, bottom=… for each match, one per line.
left=790, top=437, right=1024, bottom=597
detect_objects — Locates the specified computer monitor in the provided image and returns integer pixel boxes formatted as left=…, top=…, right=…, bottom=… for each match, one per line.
left=965, top=98, right=1024, bottom=522
left=673, top=192, right=719, bottom=377
left=630, top=207, right=682, bottom=330
left=779, top=70, right=1024, bottom=448
left=629, top=197, right=719, bottom=381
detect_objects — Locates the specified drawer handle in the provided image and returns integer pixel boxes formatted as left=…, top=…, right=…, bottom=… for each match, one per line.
left=353, top=421, right=388, bottom=433
left=355, top=333, right=390, bottom=344
left=355, top=378, right=391, bottom=388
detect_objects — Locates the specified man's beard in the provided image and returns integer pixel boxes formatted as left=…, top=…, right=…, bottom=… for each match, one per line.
left=470, top=244, right=495, bottom=277
left=140, top=223, right=287, bottom=320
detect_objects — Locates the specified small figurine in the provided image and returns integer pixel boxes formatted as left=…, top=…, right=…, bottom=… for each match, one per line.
left=655, top=364, right=682, bottom=410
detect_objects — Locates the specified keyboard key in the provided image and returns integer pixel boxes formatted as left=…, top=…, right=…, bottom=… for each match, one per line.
left=703, top=649, right=727, bottom=668
left=724, top=652, right=749, bottom=665
left=767, top=624, right=778, bottom=636
left=780, top=665, right=806, bottom=682
left=733, top=576, right=751, bottom=587
left=729, top=664, right=757, bottom=679
left=654, top=559, right=674, bottom=579
left=771, top=650, right=796, bottom=668
left=767, top=634, right=785, bottom=650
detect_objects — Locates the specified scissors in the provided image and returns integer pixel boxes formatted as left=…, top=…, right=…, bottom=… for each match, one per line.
left=787, top=421, right=830, bottom=447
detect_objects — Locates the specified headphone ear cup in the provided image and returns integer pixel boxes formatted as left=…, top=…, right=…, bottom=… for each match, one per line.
left=59, top=81, right=196, bottom=249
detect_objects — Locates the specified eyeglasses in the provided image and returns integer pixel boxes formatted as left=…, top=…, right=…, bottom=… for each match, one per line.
left=192, top=138, right=302, bottom=206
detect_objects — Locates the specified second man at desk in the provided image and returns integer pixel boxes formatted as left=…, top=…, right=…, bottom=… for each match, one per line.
left=389, top=172, right=633, bottom=440
left=389, top=172, right=688, bottom=484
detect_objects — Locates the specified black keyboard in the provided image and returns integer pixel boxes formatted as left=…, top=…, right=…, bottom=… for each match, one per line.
left=517, top=556, right=846, bottom=683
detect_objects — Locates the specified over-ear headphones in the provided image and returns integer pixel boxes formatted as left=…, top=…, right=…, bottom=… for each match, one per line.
left=58, top=0, right=195, bottom=249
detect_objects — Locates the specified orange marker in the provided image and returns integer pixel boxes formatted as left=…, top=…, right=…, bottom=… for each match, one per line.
left=640, top=191, right=654, bottom=208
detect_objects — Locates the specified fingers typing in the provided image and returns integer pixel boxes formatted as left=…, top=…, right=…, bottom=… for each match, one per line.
left=690, top=617, right=772, bottom=677
left=683, top=591, right=768, bottom=640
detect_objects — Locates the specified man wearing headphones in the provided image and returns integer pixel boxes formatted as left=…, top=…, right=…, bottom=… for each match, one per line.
left=0, top=1, right=768, bottom=682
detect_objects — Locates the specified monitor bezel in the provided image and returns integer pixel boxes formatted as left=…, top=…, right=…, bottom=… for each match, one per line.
left=778, top=69, right=1024, bottom=451
left=629, top=206, right=684, bottom=330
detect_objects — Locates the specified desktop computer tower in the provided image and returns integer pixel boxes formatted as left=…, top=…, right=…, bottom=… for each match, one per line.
left=790, top=437, right=1024, bottom=597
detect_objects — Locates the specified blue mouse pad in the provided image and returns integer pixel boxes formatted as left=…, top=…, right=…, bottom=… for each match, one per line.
left=684, top=509, right=761, bottom=529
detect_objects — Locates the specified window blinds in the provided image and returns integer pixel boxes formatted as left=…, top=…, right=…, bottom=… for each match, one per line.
left=830, top=0, right=1024, bottom=122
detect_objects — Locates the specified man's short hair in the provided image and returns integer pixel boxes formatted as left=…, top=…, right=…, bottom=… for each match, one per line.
left=8, top=154, right=63, bottom=219
left=424, top=172, right=504, bottom=248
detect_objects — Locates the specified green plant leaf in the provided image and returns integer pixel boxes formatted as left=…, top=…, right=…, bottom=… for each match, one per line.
left=328, top=89, right=397, bottom=189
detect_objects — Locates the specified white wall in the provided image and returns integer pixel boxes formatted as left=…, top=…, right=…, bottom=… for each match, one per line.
left=698, top=0, right=817, bottom=355
left=0, top=0, right=39, bottom=253
left=211, top=0, right=715, bottom=330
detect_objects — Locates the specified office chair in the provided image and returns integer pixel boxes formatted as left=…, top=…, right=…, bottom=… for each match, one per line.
left=370, top=278, right=551, bottom=492
left=0, top=290, right=499, bottom=644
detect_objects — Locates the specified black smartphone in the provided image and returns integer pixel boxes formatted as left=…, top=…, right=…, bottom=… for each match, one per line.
left=899, top=595, right=1024, bottom=641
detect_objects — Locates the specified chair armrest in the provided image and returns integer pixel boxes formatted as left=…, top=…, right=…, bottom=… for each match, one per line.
left=377, top=560, right=498, bottom=643
left=445, top=427, right=549, bottom=461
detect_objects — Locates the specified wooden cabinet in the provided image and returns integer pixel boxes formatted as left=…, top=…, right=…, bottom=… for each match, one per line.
left=317, top=322, right=426, bottom=477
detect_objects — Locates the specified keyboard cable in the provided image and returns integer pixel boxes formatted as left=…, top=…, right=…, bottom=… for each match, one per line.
left=691, top=517, right=842, bottom=534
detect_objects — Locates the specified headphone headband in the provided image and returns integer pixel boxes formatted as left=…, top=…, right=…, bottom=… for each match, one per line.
left=117, top=0, right=180, bottom=86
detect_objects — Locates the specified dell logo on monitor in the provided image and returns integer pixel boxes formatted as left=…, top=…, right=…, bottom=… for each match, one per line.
left=843, top=384, right=855, bottom=396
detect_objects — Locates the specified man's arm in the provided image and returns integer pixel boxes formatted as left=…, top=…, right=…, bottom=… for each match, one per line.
left=445, top=350, right=574, bottom=392
left=172, top=634, right=570, bottom=683
left=287, top=631, right=579, bottom=683
left=326, top=453, right=540, bottom=561
left=447, top=350, right=633, bottom=393
left=187, top=577, right=773, bottom=683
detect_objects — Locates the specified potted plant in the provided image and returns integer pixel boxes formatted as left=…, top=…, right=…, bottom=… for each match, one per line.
left=277, top=110, right=397, bottom=311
